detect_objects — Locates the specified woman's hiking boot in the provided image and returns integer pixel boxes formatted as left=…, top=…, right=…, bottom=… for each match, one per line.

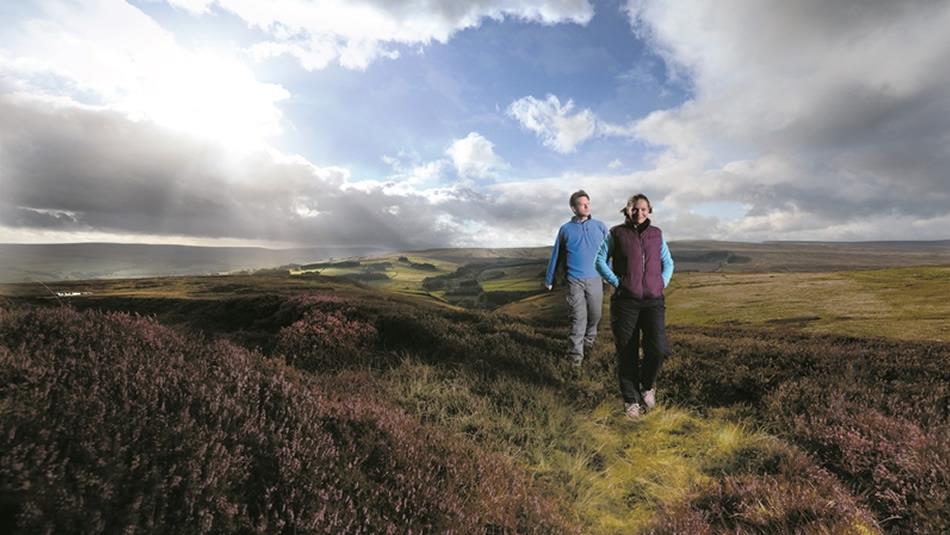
left=624, top=402, right=642, bottom=420
left=641, top=388, right=656, bottom=410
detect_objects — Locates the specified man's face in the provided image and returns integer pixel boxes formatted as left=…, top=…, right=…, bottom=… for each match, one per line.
left=573, top=197, right=591, bottom=217
left=632, top=200, right=650, bottom=224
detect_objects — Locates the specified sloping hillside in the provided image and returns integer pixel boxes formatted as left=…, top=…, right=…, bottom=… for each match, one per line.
left=5, top=270, right=947, bottom=532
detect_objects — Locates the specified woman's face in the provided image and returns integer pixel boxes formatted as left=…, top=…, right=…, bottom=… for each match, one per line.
left=631, top=199, right=650, bottom=224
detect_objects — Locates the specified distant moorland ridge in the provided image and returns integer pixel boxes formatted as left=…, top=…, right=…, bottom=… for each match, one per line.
left=2, top=239, right=948, bottom=283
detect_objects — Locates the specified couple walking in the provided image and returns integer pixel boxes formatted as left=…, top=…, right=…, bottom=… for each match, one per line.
left=544, top=190, right=674, bottom=420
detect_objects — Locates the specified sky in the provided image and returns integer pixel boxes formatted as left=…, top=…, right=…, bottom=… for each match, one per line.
left=1, top=0, right=949, bottom=250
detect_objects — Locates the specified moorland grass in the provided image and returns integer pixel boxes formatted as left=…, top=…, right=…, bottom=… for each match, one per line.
left=8, top=266, right=945, bottom=532
left=665, top=266, right=950, bottom=341
left=381, top=350, right=876, bottom=534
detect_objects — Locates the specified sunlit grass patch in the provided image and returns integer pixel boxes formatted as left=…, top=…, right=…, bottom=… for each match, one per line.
left=379, top=355, right=853, bottom=533
left=666, top=267, right=950, bottom=341
left=481, top=277, right=543, bottom=292
left=562, top=405, right=770, bottom=533
left=383, top=358, right=576, bottom=455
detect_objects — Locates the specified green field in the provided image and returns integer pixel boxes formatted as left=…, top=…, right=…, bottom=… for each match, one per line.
left=665, top=266, right=950, bottom=341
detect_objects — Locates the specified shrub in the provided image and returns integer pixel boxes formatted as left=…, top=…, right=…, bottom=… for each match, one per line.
left=374, top=310, right=569, bottom=388
left=662, top=325, right=950, bottom=533
left=767, top=381, right=950, bottom=534
left=0, top=306, right=575, bottom=533
left=275, top=308, right=378, bottom=370
left=650, top=442, right=877, bottom=534
left=664, top=326, right=950, bottom=428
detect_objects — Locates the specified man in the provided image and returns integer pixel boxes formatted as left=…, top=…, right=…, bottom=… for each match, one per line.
left=595, top=193, right=674, bottom=419
left=545, top=190, right=610, bottom=367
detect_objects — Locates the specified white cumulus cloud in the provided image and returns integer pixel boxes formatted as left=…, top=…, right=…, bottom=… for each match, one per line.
left=507, top=95, right=597, bottom=153
left=507, top=94, right=638, bottom=153
left=176, top=0, right=594, bottom=71
left=446, top=131, right=507, bottom=180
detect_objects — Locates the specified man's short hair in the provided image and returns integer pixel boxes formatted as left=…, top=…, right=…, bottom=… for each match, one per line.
left=569, top=190, right=590, bottom=208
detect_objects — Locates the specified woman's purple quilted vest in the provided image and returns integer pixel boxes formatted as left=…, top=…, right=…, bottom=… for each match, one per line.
left=610, top=222, right=664, bottom=299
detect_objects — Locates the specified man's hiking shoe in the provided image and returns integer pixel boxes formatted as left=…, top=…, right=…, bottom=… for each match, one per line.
left=564, top=351, right=584, bottom=368
left=642, top=389, right=656, bottom=410
left=625, top=402, right=642, bottom=420
left=583, top=342, right=594, bottom=354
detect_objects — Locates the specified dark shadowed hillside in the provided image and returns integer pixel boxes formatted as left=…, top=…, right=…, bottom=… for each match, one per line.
left=0, top=243, right=389, bottom=283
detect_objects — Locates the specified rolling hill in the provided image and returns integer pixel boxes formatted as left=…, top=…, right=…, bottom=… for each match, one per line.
left=4, top=239, right=948, bottom=285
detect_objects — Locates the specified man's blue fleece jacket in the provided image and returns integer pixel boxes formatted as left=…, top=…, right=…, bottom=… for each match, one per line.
left=544, top=216, right=609, bottom=287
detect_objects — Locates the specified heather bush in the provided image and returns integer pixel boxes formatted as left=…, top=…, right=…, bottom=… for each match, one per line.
left=662, top=325, right=950, bottom=533
left=66, top=293, right=359, bottom=354
left=664, top=326, right=950, bottom=428
left=275, top=294, right=566, bottom=378
left=374, top=310, right=573, bottom=388
left=649, top=435, right=876, bottom=534
left=766, top=381, right=950, bottom=534
left=376, top=311, right=449, bottom=352
left=284, top=292, right=349, bottom=310
left=68, top=291, right=572, bottom=386
left=650, top=473, right=875, bottom=534
left=0, top=306, right=575, bottom=533
left=275, top=308, right=378, bottom=370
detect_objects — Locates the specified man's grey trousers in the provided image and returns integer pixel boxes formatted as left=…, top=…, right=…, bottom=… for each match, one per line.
left=566, top=277, right=603, bottom=361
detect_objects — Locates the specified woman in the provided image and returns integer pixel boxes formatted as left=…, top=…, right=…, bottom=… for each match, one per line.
left=595, top=193, right=674, bottom=419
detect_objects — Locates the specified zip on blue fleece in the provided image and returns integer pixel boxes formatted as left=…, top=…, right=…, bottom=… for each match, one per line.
left=545, top=217, right=609, bottom=286
left=595, top=233, right=674, bottom=288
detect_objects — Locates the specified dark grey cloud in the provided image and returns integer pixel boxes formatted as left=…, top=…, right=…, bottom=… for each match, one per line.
left=0, top=95, right=596, bottom=247
left=627, top=0, right=950, bottom=239
left=0, top=96, right=466, bottom=248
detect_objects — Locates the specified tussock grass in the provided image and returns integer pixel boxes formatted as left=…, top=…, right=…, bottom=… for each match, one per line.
left=382, top=356, right=875, bottom=534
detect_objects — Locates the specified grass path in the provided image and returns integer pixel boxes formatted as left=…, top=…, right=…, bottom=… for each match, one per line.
left=380, top=314, right=879, bottom=534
